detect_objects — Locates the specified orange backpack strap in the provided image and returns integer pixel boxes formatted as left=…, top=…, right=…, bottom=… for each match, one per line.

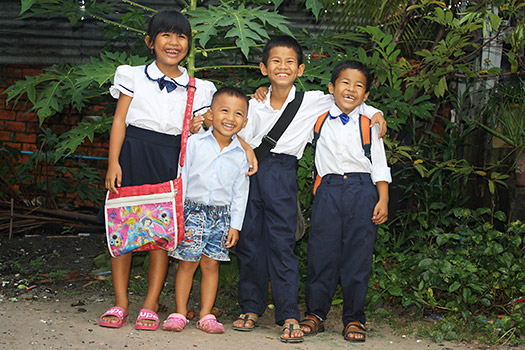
left=312, top=112, right=329, bottom=148
left=312, top=112, right=330, bottom=195
left=359, top=114, right=372, bottom=162
left=312, top=113, right=372, bottom=195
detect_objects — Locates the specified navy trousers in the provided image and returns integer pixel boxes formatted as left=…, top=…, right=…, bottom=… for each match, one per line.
left=237, top=153, right=300, bottom=325
left=305, top=173, right=378, bottom=326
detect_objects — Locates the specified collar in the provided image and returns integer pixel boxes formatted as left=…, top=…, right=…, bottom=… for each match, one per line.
left=264, top=85, right=297, bottom=111
left=199, top=127, right=242, bottom=151
left=328, top=104, right=360, bottom=122
left=145, top=61, right=190, bottom=87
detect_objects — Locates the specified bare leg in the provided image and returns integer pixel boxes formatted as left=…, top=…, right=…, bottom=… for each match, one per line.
left=102, top=253, right=132, bottom=324
left=175, top=259, right=200, bottom=318
left=198, top=255, right=220, bottom=319
left=136, top=250, right=169, bottom=327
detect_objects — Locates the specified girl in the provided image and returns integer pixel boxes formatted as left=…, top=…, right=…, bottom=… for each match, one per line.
left=99, top=10, right=255, bottom=331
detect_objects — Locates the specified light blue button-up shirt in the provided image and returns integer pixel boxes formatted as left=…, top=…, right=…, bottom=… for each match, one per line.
left=180, top=128, right=250, bottom=230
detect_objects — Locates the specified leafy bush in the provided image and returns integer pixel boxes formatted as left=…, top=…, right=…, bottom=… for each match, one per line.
left=370, top=208, right=525, bottom=342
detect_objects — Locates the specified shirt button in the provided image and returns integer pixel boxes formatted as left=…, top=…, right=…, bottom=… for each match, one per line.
left=343, top=175, right=348, bottom=179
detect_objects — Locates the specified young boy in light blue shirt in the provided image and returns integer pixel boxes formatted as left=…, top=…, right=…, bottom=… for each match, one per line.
left=164, top=86, right=250, bottom=334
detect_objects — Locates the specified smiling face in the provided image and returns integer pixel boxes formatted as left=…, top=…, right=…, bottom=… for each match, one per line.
left=329, top=68, right=370, bottom=115
left=260, top=46, right=305, bottom=89
left=145, top=32, right=189, bottom=76
left=210, top=93, right=248, bottom=145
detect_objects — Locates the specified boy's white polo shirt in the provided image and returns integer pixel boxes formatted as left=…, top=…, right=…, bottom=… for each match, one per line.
left=315, top=105, right=391, bottom=184
left=110, top=61, right=216, bottom=135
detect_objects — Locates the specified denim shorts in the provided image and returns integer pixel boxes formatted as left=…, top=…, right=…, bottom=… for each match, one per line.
left=169, top=200, right=231, bottom=262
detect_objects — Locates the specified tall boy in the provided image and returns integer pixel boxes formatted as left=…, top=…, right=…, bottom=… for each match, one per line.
left=164, top=86, right=250, bottom=333
left=233, top=36, right=386, bottom=343
left=300, top=60, right=390, bottom=342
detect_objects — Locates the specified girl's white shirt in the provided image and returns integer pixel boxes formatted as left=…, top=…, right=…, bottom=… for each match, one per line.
left=110, top=62, right=216, bottom=135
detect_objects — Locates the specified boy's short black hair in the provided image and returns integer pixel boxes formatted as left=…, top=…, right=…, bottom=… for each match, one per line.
left=330, top=60, right=372, bottom=92
left=211, top=86, right=249, bottom=114
left=146, top=10, right=192, bottom=47
left=262, top=35, right=303, bottom=66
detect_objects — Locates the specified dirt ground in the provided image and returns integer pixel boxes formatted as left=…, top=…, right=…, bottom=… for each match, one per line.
left=0, top=233, right=523, bottom=350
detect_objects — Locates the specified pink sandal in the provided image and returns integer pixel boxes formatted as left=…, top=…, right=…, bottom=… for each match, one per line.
left=99, top=306, right=127, bottom=328
left=196, top=314, right=225, bottom=334
left=135, top=309, right=160, bottom=331
left=162, top=313, right=188, bottom=331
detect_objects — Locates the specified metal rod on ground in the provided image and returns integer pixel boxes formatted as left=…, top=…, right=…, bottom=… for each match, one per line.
left=9, top=198, right=13, bottom=239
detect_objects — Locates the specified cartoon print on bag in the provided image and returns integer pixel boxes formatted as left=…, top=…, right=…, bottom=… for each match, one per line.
left=138, top=215, right=173, bottom=248
left=107, top=201, right=177, bottom=255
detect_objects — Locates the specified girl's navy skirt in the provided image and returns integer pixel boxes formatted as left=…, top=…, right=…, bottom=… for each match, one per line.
left=119, top=125, right=182, bottom=186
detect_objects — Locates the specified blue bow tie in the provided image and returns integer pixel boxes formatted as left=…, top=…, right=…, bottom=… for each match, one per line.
left=329, top=112, right=350, bottom=125
left=144, top=63, right=186, bottom=93
left=157, top=77, right=177, bottom=93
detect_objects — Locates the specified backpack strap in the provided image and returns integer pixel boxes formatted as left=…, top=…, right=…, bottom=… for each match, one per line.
left=311, top=112, right=329, bottom=195
left=311, top=113, right=372, bottom=195
left=253, top=91, right=305, bottom=161
left=359, top=114, right=372, bottom=162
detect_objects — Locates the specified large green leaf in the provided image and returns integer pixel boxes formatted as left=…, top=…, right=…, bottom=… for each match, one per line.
left=188, top=4, right=292, bottom=58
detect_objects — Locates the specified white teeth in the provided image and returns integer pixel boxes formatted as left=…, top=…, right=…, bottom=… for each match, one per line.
left=223, top=123, right=234, bottom=128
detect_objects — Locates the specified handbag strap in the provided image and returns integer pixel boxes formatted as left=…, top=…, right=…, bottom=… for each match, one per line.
left=254, top=90, right=305, bottom=161
left=179, top=76, right=196, bottom=168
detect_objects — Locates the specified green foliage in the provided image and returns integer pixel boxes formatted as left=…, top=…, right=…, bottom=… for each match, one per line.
left=188, top=3, right=293, bottom=58
left=55, top=116, right=113, bottom=158
left=6, top=128, right=104, bottom=207
left=370, top=209, right=525, bottom=342
left=476, top=77, right=525, bottom=150
left=4, top=51, right=148, bottom=121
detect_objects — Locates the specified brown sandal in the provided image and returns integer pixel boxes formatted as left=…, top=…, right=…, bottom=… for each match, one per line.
left=279, top=323, right=304, bottom=343
left=299, top=315, right=325, bottom=336
left=342, top=321, right=366, bottom=342
left=232, top=313, right=258, bottom=331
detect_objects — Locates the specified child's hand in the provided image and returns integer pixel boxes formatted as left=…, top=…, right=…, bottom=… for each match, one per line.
left=372, top=200, right=388, bottom=225
left=245, top=150, right=258, bottom=176
left=238, top=136, right=258, bottom=176
left=225, top=228, right=239, bottom=248
left=371, top=112, right=387, bottom=138
left=105, top=162, right=122, bottom=194
left=252, top=86, right=269, bottom=102
left=202, top=109, right=213, bottom=127
left=190, top=114, right=205, bottom=134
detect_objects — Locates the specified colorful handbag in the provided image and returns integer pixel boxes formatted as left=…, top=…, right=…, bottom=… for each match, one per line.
left=104, top=77, right=196, bottom=258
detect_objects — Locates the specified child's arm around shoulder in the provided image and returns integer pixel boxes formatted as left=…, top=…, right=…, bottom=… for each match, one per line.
left=237, top=137, right=257, bottom=176
left=360, top=102, right=387, bottom=138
